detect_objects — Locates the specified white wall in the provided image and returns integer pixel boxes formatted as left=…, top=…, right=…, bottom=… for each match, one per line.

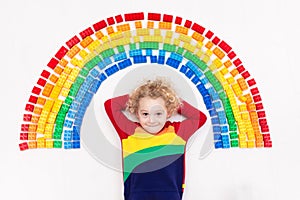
left=1, top=0, right=299, bottom=199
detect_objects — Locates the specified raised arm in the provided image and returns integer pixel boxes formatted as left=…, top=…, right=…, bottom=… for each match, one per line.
left=173, top=100, right=207, bottom=141
left=104, top=94, right=138, bottom=139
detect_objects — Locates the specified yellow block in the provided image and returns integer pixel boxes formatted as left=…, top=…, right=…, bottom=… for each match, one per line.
left=247, top=141, right=255, bottom=148
left=46, top=140, right=54, bottom=148
left=239, top=141, right=247, bottom=148
left=37, top=138, right=45, bottom=148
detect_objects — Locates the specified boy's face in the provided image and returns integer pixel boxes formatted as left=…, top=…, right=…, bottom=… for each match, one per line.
left=136, top=97, right=169, bottom=134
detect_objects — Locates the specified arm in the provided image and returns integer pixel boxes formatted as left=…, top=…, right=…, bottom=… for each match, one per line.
left=173, top=100, right=207, bottom=141
left=104, top=94, right=138, bottom=140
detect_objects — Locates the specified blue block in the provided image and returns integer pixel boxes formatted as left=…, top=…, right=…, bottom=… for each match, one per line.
left=150, top=56, right=157, bottom=63
left=221, top=134, right=229, bottom=141
left=67, top=110, right=76, bottom=119
left=213, top=126, right=221, bottom=133
left=200, top=77, right=209, bottom=85
left=170, top=52, right=183, bottom=62
left=211, top=117, right=219, bottom=124
left=98, top=73, right=107, bottom=82
left=158, top=56, right=165, bottom=64
left=214, top=141, right=223, bottom=149
left=197, top=83, right=209, bottom=96
left=72, top=141, right=80, bottom=149
left=133, top=56, right=147, bottom=64
left=146, top=49, right=152, bottom=56
left=203, top=96, right=213, bottom=109
left=214, top=134, right=222, bottom=140
left=114, top=52, right=127, bottom=62
left=90, top=68, right=100, bottom=77
left=72, top=133, right=80, bottom=141
left=64, top=120, right=73, bottom=128
left=166, top=58, right=180, bottom=69
left=180, top=65, right=188, bottom=74
left=89, top=80, right=101, bottom=93
left=70, top=102, right=80, bottom=110
left=64, top=130, right=72, bottom=141
left=97, top=61, right=107, bottom=70
left=185, top=69, right=194, bottom=79
left=105, top=64, right=119, bottom=76
left=159, top=50, right=166, bottom=56
left=222, top=143, right=231, bottom=149
left=64, top=142, right=72, bottom=149
left=118, top=59, right=132, bottom=70
left=209, top=109, right=218, bottom=117
left=213, top=101, right=222, bottom=109
left=103, top=57, right=112, bottom=65
left=191, top=76, right=200, bottom=85
left=129, top=49, right=143, bottom=57
left=85, top=75, right=94, bottom=85
left=221, top=126, right=229, bottom=133
left=73, top=126, right=80, bottom=135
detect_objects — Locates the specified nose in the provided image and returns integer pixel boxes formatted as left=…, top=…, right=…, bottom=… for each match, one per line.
left=149, top=115, right=156, bottom=123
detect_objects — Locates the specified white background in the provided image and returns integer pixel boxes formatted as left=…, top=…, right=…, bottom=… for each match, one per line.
left=1, top=0, right=299, bottom=199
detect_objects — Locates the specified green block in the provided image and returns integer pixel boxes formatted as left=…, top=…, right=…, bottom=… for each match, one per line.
left=183, top=51, right=193, bottom=60
left=229, top=123, right=237, bottom=131
left=129, top=43, right=136, bottom=50
left=230, top=132, right=238, bottom=139
left=53, top=126, right=63, bottom=136
left=64, top=96, right=73, bottom=106
left=117, top=45, right=125, bottom=53
left=176, top=47, right=184, bottom=55
left=163, top=44, right=176, bottom=52
left=54, top=141, right=62, bottom=148
left=80, top=68, right=89, bottom=77
left=86, top=56, right=101, bottom=70
left=53, top=133, right=62, bottom=140
left=230, top=140, right=239, bottom=147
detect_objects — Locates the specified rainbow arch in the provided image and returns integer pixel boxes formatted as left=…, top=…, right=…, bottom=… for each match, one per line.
left=19, top=12, right=272, bottom=151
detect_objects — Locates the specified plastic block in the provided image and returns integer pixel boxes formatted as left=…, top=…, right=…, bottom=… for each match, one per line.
left=148, top=13, right=161, bottom=21
left=219, top=41, right=232, bottom=54
left=247, top=78, right=256, bottom=87
left=64, top=142, right=72, bottom=149
left=107, top=17, right=115, bottom=25
left=205, top=30, right=214, bottom=39
left=227, top=51, right=236, bottom=59
left=211, top=117, right=219, bottom=124
left=66, top=36, right=80, bottom=48
left=264, top=140, right=272, bottom=148
left=230, top=140, right=239, bottom=147
left=19, top=142, right=29, bottom=151
left=184, top=20, right=192, bottom=28
left=158, top=56, right=165, bottom=64
left=214, top=141, right=223, bottom=149
left=214, top=134, right=222, bottom=140
left=237, top=65, right=245, bottom=73
left=191, top=23, right=205, bottom=34
left=150, top=56, right=158, bottom=63
left=175, top=16, right=182, bottom=25
left=105, top=64, right=119, bottom=76
left=163, top=14, right=173, bottom=22
left=212, top=36, right=220, bottom=45
left=72, top=141, right=80, bottom=149
left=255, top=103, right=264, bottom=110
left=241, top=71, right=250, bottom=79
left=253, top=95, right=262, bottom=103
left=133, top=56, right=147, bottom=64
left=124, top=12, right=144, bottom=21
left=115, top=15, right=123, bottom=23
left=20, top=133, right=28, bottom=140
left=93, top=20, right=107, bottom=31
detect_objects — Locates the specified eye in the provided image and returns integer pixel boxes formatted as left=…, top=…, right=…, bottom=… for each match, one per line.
left=156, top=112, right=163, bottom=116
left=141, top=112, right=149, bottom=117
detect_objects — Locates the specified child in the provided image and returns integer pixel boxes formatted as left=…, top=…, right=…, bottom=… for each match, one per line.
left=104, top=78, right=207, bottom=200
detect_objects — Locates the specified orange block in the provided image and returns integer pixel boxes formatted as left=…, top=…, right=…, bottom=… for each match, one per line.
left=80, top=36, right=93, bottom=48
left=59, top=58, right=68, bottom=67
left=135, top=21, right=142, bottom=29
left=33, top=107, right=42, bottom=115
left=28, top=141, right=37, bottom=149
left=147, top=21, right=154, bottom=29
left=256, top=141, right=264, bottom=148
left=230, top=69, right=239, bottom=77
left=205, top=41, right=214, bottom=49
left=28, top=133, right=37, bottom=140
left=54, top=66, right=64, bottom=75
left=224, top=60, right=232, bottom=68
left=66, top=45, right=80, bottom=59
left=49, top=74, right=58, bottom=83
left=192, top=32, right=204, bottom=42
left=175, top=26, right=188, bottom=35
left=42, top=83, right=54, bottom=97
left=37, top=97, right=46, bottom=105
left=247, top=103, right=256, bottom=111
left=28, top=124, right=37, bottom=132
left=31, top=116, right=39, bottom=123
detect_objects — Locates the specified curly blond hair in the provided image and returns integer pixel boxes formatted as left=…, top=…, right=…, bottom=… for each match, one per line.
left=127, top=78, right=181, bottom=116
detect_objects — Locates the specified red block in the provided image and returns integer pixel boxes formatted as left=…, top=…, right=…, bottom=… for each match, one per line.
left=66, top=35, right=80, bottom=48
left=259, top=118, right=267, bottom=126
left=28, top=95, right=38, bottom=104
left=20, top=133, right=28, bottom=140
left=25, top=104, right=34, bottom=112
left=257, top=111, right=266, bottom=118
left=212, top=36, right=220, bottom=45
left=93, top=20, right=107, bottom=31
left=228, top=51, right=236, bottom=59
left=115, top=15, right=123, bottom=23
left=124, top=12, right=144, bottom=21
left=205, top=30, right=214, bottom=39
left=237, top=65, right=245, bottom=73
left=250, top=87, right=259, bottom=95
left=191, top=23, right=205, bottom=34
left=21, top=124, right=29, bottom=132
left=23, top=114, right=32, bottom=122
left=163, top=14, right=173, bottom=22
left=19, top=142, right=29, bottom=151
left=219, top=41, right=232, bottom=53
left=55, top=46, right=68, bottom=60
left=263, top=133, right=271, bottom=141
left=79, top=27, right=94, bottom=39
left=253, top=95, right=262, bottom=103
left=264, top=141, right=272, bottom=148
left=241, top=71, right=250, bottom=79
left=175, top=16, right=182, bottom=25
left=233, top=58, right=242, bottom=67
left=107, top=17, right=115, bottom=25
left=256, top=103, right=264, bottom=110
left=32, top=86, right=41, bottom=95
left=184, top=20, right=192, bottom=28
left=148, top=13, right=161, bottom=21
left=261, top=125, right=269, bottom=133
left=47, top=58, right=59, bottom=69
left=37, top=78, right=46, bottom=87
left=41, top=70, right=51, bottom=79
left=247, top=78, right=256, bottom=87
